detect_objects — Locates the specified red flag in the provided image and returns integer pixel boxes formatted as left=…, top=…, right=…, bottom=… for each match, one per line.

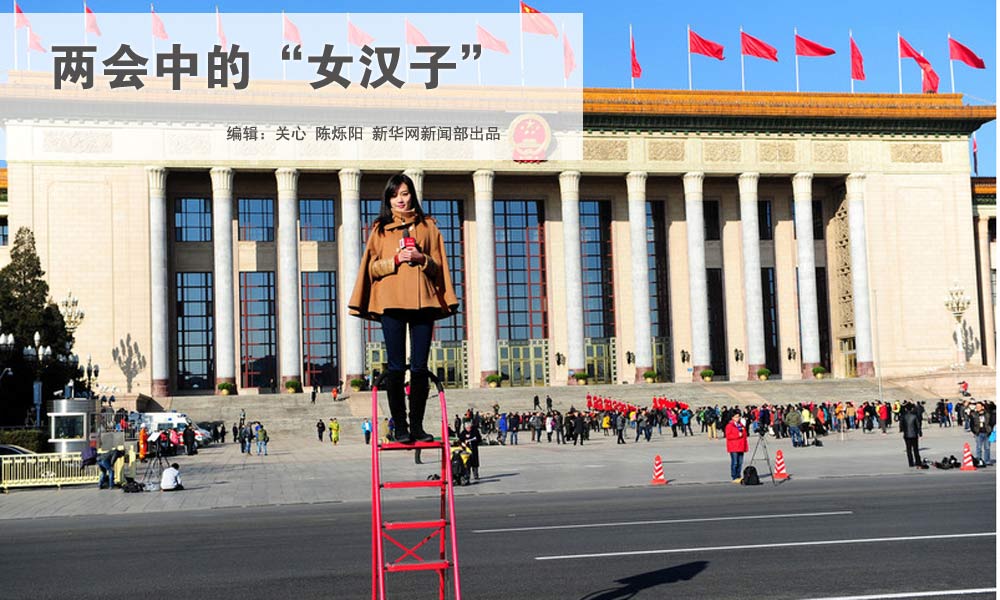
left=563, top=32, right=576, bottom=79
left=949, top=38, right=986, bottom=69
left=898, top=35, right=927, bottom=65
left=151, top=5, right=168, bottom=41
left=689, top=29, right=725, bottom=60
left=348, top=21, right=374, bottom=47
left=900, top=36, right=939, bottom=93
left=282, top=13, right=301, bottom=44
left=476, top=24, right=509, bottom=54
left=795, top=34, right=835, bottom=57
left=14, top=2, right=30, bottom=29
left=850, top=36, right=865, bottom=81
left=216, top=8, right=227, bottom=50
left=741, top=31, right=778, bottom=61
left=84, top=5, right=101, bottom=36
left=28, top=27, right=45, bottom=53
left=520, top=1, right=558, bottom=38
left=630, top=29, right=641, bottom=78
left=405, top=19, right=429, bottom=46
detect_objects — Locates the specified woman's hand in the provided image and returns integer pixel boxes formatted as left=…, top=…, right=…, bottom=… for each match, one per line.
left=408, top=249, right=425, bottom=265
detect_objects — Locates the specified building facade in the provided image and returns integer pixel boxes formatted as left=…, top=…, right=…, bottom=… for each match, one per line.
left=0, top=77, right=995, bottom=395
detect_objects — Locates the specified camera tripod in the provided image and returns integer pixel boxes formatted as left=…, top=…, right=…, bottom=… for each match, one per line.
left=747, top=427, right=778, bottom=486
left=141, top=441, right=169, bottom=488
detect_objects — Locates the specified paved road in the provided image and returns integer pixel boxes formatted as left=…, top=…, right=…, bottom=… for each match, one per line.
left=2, top=473, right=994, bottom=600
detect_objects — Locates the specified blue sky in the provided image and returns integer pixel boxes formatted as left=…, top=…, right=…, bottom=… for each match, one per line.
left=2, top=0, right=996, bottom=174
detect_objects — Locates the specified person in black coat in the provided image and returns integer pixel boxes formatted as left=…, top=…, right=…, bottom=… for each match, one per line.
left=456, top=421, right=482, bottom=480
left=899, top=402, right=924, bottom=468
left=182, top=425, right=197, bottom=455
left=572, top=413, right=586, bottom=446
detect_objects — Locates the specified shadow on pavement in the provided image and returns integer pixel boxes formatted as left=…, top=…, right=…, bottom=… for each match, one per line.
left=577, top=561, right=708, bottom=600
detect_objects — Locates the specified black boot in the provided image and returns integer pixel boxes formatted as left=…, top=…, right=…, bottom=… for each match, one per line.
left=385, top=371, right=412, bottom=444
left=408, top=372, right=435, bottom=442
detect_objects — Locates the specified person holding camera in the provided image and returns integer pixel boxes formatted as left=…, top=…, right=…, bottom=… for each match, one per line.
left=725, top=410, right=750, bottom=483
left=349, top=173, right=459, bottom=444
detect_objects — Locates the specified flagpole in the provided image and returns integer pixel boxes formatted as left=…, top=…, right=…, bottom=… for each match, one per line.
left=794, top=27, right=800, bottom=93
left=687, top=25, right=692, bottom=91
left=151, top=3, right=156, bottom=65
left=849, top=30, right=854, bottom=93
left=740, top=25, right=745, bottom=92
left=897, top=32, right=902, bottom=93
left=948, top=32, right=956, bottom=94
left=404, top=19, right=410, bottom=85
left=281, top=10, right=286, bottom=81
left=476, top=20, right=482, bottom=86
left=519, top=1, right=525, bottom=86
left=920, top=50, right=925, bottom=91
left=84, top=1, right=88, bottom=46
left=13, top=0, right=18, bottom=70
left=346, top=14, right=352, bottom=81
left=562, top=21, right=567, bottom=88
left=629, top=23, right=634, bottom=89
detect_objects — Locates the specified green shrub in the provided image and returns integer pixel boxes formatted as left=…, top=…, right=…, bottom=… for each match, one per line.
left=699, top=369, right=715, bottom=379
left=572, top=372, right=591, bottom=381
left=756, top=368, right=771, bottom=378
left=217, top=381, right=236, bottom=393
left=812, top=365, right=828, bottom=375
left=485, top=373, right=503, bottom=384
left=0, top=429, right=49, bottom=452
left=643, top=370, right=658, bottom=380
left=350, top=378, right=366, bottom=388
left=284, top=379, right=303, bottom=393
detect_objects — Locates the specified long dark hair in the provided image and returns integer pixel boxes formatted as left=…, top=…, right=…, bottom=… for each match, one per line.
left=374, top=173, right=425, bottom=232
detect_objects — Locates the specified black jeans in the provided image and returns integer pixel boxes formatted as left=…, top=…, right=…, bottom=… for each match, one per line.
left=904, top=437, right=922, bottom=466
left=380, top=309, right=436, bottom=375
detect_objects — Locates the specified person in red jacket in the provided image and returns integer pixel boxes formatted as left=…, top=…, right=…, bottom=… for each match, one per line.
left=725, top=410, right=750, bottom=483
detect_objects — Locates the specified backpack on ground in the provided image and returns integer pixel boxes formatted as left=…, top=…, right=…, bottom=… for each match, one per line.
left=741, top=465, right=761, bottom=486
left=121, top=478, right=145, bottom=493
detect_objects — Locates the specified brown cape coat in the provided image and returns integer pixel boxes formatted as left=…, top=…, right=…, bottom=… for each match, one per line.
left=348, top=213, right=459, bottom=321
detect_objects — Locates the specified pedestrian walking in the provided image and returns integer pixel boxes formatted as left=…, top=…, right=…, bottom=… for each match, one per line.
left=311, top=385, right=318, bottom=404
left=330, top=418, right=340, bottom=445
left=256, top=425, right=269, bottom=456
left=362, top=418, right=372, bottom=445
left=316, top=419, right=326, bottom=442
left=970, top=402, right=994, bottom=465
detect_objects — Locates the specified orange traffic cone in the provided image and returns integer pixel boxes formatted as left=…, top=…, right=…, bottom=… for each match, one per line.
left=650, top=454, right=667, bottom=485
left=960, top=442, right=977, bottom=471
left=773, top=450, right=790, bottom=480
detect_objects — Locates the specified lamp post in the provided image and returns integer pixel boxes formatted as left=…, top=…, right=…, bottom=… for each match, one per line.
left=23, top=331, right=52, bottom=427
left=944, top=285, right=972, bottom=369
left=57, top=344, right=80, bottom=399
left=59, top=291, right=85, bottom=336
left=83, top=354, right=100, bottom=399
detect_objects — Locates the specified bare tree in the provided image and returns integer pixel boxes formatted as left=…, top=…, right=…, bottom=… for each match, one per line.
left=112, top=334, right=147, bottom=393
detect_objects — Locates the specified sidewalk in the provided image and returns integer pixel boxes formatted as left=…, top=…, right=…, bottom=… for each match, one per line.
left=0, top=424, right=992, bottom=521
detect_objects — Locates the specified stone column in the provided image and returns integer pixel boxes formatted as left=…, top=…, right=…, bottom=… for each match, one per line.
left=474, top=170, right=498, bottom=386
left=403, top=168, right=424, bottom=203
left=559, top=171, right=585, bottom=383
left=276, top=168, right=301, bottom=387
left=627, top=171, right=653, bottom=382
left=846, top=173, right=876, bottom=376
left=210, top=167, right=236, bottom=391
left=683, top=172, right=711, bottom=381
left=739, top=172, right=767, bottom=380
left=793, top=172, right=821, bottom=378
left=339, top=168, right=365, bottom=384
left=146, top=166, right=170, bottom=397
left=976, top=215, right=996, bottom=367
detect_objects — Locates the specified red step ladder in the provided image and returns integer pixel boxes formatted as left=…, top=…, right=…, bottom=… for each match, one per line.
left=370, top=372, right=462, bottom=600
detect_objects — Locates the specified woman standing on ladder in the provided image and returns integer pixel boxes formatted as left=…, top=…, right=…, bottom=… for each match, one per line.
left=349, top=173, right=459, bottom=444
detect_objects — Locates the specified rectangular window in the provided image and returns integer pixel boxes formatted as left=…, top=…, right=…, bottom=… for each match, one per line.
left=580, top=200, right=614, bottom=339
left=176, top=272, right=214, bottom=391
left=301, top=271, right=338, bottom=388
left=299, top=198, right=336, bottom=242
left=174, top=198, right=212, bottom=242
left=422, top=198, right=466, bottom=342
left=761, top=267, right=780, bottom=375
left=703, top=200, right=721, bottom=241
left=238, top=198, right=274, bottom=242
left=758, top=200, right=773, bottom=241
left=813, top=199, right=824, bottom=240
left=706, top=268, right=727, bottom=378
left=239, top=271, right=276, bottom=389
left=0, top=216, right=8, bottom=246
left=646, top=201, right=670, bottom=339
left=495, top=199, right=547, bottom=340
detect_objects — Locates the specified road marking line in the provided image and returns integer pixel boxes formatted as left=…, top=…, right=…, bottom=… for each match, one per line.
left=535, top=531, right=996, bottom=561
left=801, top=588, right=996, bottom=600
left=474, top=510, right=852, bottom=534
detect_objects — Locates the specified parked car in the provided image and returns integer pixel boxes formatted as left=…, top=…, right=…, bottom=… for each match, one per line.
left=0, top=444, right=35, bottom=456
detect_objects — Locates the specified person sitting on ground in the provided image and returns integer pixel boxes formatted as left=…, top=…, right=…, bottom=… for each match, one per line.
left=160, top=462, right=183, bottom=491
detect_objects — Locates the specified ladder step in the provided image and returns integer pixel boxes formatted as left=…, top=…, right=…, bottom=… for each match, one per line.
left=379, top=441, right=446, bottom=451
left=385, top=560, right=450, bottom=573
left=384, top=519, right=446, bottom=531
left=382, top=480, right=446, bottom=489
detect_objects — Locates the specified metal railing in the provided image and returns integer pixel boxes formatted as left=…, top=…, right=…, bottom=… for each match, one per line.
left=1, top=452, right=99, bottom=492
